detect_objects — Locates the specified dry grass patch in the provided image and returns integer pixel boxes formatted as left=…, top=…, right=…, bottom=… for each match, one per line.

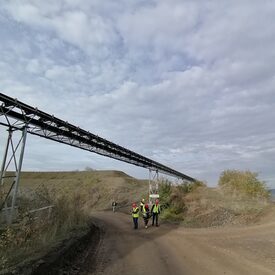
left=0, top=187, right=90, bottom=271
left=159, top=174, right=271, bottom=228
left=0, top=170, right=148, bottom=270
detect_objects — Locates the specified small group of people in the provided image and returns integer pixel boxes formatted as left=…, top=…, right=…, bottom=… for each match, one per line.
left=132, top=198, right=161, bottom=230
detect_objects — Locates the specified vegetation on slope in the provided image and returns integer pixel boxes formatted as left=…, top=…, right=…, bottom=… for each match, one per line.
left=0, top=170, right=147, bottom=271
left=0, top=169, right=272, bottom=270
left=0, top=188, right=89, bottom=271
left=218, top=170, right=270, bottom=199
left=160, top=170, right=271, bottom=227
left=159, top=179, right=206, bottom=222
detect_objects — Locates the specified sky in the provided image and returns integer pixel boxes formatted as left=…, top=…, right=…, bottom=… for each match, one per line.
left=0, top=0, right=275, bottom=187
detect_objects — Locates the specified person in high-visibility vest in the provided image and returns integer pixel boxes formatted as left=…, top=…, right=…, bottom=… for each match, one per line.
left=132, top=203, right=139, bottom=229
left=142, top=203, right=150, bottom=229
left=140, top=198, right=145, bottom=213
left=151, top=199, right=160, bottom=227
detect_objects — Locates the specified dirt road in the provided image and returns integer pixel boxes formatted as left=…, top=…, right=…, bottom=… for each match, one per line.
left=83, top=211, right=275, bottom=275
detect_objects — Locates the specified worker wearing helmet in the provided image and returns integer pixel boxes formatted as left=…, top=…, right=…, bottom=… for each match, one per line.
left=143, top=203, right=150, bottom=229
left=151, top=199, right=161, bottom=227
left=132, top=203, right=139, bottom=229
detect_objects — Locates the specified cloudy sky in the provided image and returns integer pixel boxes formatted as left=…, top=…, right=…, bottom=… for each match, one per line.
left=0, top=0, right=275, bottom=187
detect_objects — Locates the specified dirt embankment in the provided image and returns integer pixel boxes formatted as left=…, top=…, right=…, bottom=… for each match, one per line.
left=7, top=223, right=99, bottom=275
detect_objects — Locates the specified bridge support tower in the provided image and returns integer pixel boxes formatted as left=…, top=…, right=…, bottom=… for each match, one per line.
left=0, top=126, right=27, bottom=224
left=149, top=169, right=159, bottom=205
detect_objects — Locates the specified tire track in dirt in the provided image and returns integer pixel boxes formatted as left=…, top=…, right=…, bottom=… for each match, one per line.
left=29, top=209, right=275, bottom=275
left=86, top=211, right=275, bottom=275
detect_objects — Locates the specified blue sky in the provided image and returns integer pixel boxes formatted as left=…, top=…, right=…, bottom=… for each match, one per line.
left=1, top=0, right=275, bottom=187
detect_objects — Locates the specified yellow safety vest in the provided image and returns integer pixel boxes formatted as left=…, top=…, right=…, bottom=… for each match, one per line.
left=140, top=202, right=144, bottom=212
left=142, top=205, right=147, bottom=214
left=132, top=207, right=139, bottom=218
left=152, top=204, right=160, bottom=213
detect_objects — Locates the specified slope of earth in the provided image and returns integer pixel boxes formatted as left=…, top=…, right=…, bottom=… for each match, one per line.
left=0, top=170, right=148, bottom=274
left=181, top=186, right=272, bottom=227
left=17, top=170, right=148, bottom=210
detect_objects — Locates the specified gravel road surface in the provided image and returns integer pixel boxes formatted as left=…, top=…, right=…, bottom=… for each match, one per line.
left=80, top=211, right=275, bottom=275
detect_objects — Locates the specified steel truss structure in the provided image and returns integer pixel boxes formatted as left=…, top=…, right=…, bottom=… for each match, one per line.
left=148, top=169, right=160, bottom=204
left=0, top=93, right=195, bottom=180
left=0, top=127, right=27, bottom=223
left=0, top=92, right=195, bottom=222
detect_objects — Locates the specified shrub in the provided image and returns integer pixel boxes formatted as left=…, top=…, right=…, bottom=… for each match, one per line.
left=0, top=186, right=90, bottom=269
left=177, top=180, right=206, bottom=194
left=159, top=179, right=191, bottom=221
left=218, top=170, right=270, bottom=199
left=161, top=208, right=184, bottom=221
left=159, top=180, right=172, bottom=209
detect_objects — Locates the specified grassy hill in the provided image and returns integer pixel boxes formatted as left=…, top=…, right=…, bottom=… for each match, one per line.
left=17, top=170, right=148, bottom=211
left=159, top=181, right=273, bottom=228
left=0, top=170, right=148, bottom=271
left=182, top=186, right=272, bottom=227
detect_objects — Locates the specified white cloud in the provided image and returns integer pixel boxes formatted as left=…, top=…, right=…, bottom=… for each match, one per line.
left=3, top=1, right=119, bottom=57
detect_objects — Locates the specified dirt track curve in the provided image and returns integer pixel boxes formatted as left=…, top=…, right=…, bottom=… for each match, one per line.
left=77, top=210, right=275, bottom=275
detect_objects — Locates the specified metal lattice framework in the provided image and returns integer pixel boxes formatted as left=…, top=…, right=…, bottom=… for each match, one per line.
left=0, top=92, right=195, bottom=181
left=0, top=92, right=195, bottom=223
left=0, top=127, right=27, bottom=223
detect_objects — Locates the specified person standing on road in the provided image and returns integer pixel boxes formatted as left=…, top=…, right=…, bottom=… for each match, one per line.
left=132, top=203, right=139, bottom=229
left=143, top=203, right=150, bottom=229
left=140, top=198, right=145, bottom=213
left=112, top=200, right=117, bottom=213
left=151, top=199, right=161, bottom=227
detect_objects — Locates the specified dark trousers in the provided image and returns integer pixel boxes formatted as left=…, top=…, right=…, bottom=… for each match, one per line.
left=133, top=217, right=138, bottom=229
left=143, top=217, right=149, bottom=226
left=152, top=213, right=159, bottom=226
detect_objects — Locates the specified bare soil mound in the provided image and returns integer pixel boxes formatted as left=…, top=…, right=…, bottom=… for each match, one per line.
left=180, top=187, right=271, bottom=227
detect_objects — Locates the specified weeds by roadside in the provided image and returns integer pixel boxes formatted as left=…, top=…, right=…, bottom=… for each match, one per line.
left=159, top=171, right=271, bottom=227
left=159, top=180, right=205, bottom=222
left=0, top=185, right=90, bottom=270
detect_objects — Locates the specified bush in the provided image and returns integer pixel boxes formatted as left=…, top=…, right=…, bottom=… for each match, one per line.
left=177, top=180, right=206, bottom=194
left=0, top=186, right=90, bottom=270
left=161, top=208, right=185, bottom=221
left=218, top=170, right=270, bottom=199
left=159, top=179, right=191, bottom=222
left=159, top=180, right=172, bottom=209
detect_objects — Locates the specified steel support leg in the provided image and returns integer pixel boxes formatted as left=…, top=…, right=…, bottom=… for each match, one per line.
left=0, top=127, right=27, bottom=224
left=0, top=130, right=12, bottom=185
left=9, top=127, right=27, bottom=223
